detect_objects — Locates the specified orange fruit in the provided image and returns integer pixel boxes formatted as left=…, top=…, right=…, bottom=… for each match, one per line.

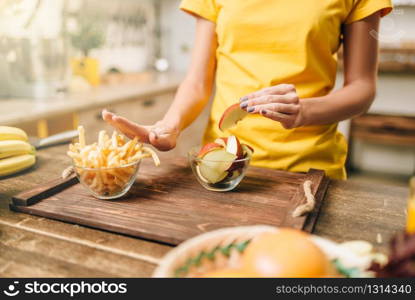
left=201, top=268, right=256, bottom=278
left=241, top=228, right=330, bottom=277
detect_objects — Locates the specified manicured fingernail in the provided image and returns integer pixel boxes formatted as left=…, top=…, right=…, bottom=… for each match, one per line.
left=261, top=110, right=267, bottom=115
left=240, top=96, right=248, bottom=102
left=247, top=107, right=254, bottom=113
left=240, top=102, right=248, bottom=109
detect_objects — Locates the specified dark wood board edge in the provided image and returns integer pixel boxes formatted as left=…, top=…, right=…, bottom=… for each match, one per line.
left=281, top=169, right=328, bottom=232
left=11, top=175, right=78, bottom=207
left=302, top=176, right=330, bottom=233
left=9, top=166, right=329, bottom=244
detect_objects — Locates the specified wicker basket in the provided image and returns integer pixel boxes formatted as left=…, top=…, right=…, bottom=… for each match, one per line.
left=153, top=226, right=278, bottom=277
left=153, top=225, right=376, bottom=278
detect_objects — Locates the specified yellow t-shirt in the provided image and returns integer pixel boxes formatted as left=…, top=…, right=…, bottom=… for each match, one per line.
left=180, top=0, right=392, bottom=179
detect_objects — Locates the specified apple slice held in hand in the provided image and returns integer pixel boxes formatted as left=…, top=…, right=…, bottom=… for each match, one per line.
left=219, top=103, right=249, bottom=131
left=198, top=148, right=237, bottom=184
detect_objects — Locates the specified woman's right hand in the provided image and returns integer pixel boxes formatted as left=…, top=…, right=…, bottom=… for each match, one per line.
left=102, top=109, right=179, bottom=151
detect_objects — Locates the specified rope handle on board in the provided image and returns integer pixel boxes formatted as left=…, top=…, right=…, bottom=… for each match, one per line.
left=292, top=180, right=315, bottom=217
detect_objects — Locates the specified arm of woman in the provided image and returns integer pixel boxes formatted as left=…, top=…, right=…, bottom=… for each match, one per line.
left=161, top=17, right=217, bottom=133
left=103, top=17, right=217, bottom=150
left=240, top=12, right=381, bottom=129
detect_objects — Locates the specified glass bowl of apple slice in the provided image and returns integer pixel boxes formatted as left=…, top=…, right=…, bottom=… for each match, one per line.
left=188, top=136, right=254, bottom=192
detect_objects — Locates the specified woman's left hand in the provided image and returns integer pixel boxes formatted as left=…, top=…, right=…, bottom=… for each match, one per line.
left=239, top=84, right=304, bottom=129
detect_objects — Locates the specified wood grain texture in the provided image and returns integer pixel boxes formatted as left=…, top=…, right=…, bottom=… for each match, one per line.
left=11, top=159, right=328, bottom=245
left=314, top=180, right=408, bottom=249
left=0, top=145, right=409, bottom=277
left=351, top=114, right=415, bottom=146
left=0, top=145, right=171, bottom=277
left=0, top=223, right=158, bottom=277
left=282, top=169, right=328, bottom=230
left=12, top=175, right=77, bottom=206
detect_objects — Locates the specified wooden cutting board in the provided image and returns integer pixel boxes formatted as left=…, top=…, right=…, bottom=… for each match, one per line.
left=10, top=159, right=329, bottom=245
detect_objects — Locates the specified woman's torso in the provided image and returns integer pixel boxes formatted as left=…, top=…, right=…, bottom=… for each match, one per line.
left=203, top=0, right=362, bottom=179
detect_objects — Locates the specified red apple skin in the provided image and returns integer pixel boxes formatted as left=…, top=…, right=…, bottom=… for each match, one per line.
left=244, top=144, right=254, bottom=153
left=214, top=137, right=228, bottom=148
left=197, top=142, right=223, bottom=158
left=242, top=144, right=254, bottom=157
left=218, top=103, right=248, bottom=131
left=228, top=157, right=246, bottom=172
left=216, top=137, right=228, bottom=144
left=225, top=170, right=242, bottom=181
left=225, top=135, right=243, bottom=159
left=228, top=143, right=253, bottom=172
left=228, top=160, right=245, bottom=172
left=219, top=103, right=238, bottom=130
left=234, top=136, right=244, bottom=159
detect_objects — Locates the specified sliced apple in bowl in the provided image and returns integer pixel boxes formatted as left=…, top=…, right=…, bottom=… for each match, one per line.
left=214, top=137, right=228, bottom=148
left=197, top=142, right=223, bottom=158
left=227, top=169, right=242, bottom=181
left=226, top=135, right=243, bottom=159
left=226, top=136, right=253, bottom=172
left=241, top=144, right=254, bottom=158
left=197, top=148, right=236, bottom=184
left=189, top=136, right=254, bottom=191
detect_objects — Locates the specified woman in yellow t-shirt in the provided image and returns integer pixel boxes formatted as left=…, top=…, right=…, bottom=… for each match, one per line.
left=103, top=0, right=392, bottom=180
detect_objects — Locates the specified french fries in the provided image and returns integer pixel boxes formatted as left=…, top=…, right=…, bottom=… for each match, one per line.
left=67, top=126, right=160, bottom=197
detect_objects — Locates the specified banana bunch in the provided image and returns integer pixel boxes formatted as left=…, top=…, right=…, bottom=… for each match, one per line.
left=0, top=126, right=36, bottom=177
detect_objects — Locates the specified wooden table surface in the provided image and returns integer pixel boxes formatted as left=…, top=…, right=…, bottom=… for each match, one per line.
left=0, top=146, right=409, bottom=277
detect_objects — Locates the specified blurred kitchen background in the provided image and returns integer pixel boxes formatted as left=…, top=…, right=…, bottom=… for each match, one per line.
left=0, top=0, right=414, bottom=185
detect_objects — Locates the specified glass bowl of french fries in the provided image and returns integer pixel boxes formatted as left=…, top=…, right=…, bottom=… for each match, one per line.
left=67, top=126, right=160, bottom=200
left=74, top=161, right=141, bottom=200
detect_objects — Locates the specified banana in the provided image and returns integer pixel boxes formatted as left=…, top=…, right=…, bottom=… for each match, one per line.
left=0, top=140, right=34, bottom=159
left=0, top=154, right=36, bottom=177
left=0, top=126, right=28, bottom=141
